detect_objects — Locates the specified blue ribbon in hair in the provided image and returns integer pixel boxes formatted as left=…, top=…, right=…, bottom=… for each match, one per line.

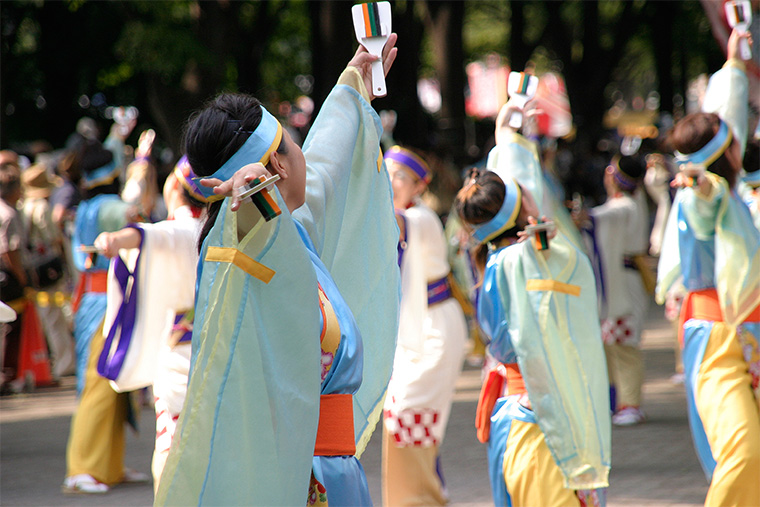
left=195, top=107, right=283, bottom=201
left=674, top=120, right=733, bottom=169
left=471, top=176, right=522, bottom=244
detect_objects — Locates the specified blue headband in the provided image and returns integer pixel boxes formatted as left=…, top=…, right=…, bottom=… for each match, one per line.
left=384, top=146, right=431, bottom=184
left=195, top=107, right=283, bottom=202
left=471, top=177, right=522, bottom=244
left=82, top=160, right=120, bottom=190
left=744, top=169, right=760, bottom=189
left=675, top=120, right=733, bottom=169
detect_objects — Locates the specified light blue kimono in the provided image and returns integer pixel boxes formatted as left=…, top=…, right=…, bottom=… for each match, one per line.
left=156, top=72, right=399, bottom=506
left=656, top=60, right=760, bottom=487
left=478, top=232, right=610, bottom=505
left=71, top=194, right=129, bottom=394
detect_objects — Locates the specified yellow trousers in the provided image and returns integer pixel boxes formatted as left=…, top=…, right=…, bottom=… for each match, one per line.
left=604, top=343, right=643, bottom=409
left=65, top=323, right=130, bottom=485
left=503, top=419, right=580, bottom=507
left=382, top=426, right=447, bottom=506
left=696, top=323, right=760, bottom=507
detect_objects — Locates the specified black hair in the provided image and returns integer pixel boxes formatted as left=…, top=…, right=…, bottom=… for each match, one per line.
left=454, top=169, right=526, bottom=272
left=83, top=180, right=120, bottom=200
left=184, top=93, right=264, bottom=252
left=184, top=93, right=289, bottom=252
left=669, top=112, right=737, bottom=188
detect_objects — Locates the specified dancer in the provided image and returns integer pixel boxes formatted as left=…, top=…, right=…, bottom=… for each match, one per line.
left=656, top=29, right=759, bottom=507
left=92, top=156, right=206, bottom=492
left=62, top=120, right=150, bottom=494
left=381, top=146, right=467, bottom=506
left=458, top=169, right=610, bottom=507
left=577, top=155, right=650, bottom=426
left=156, top=35, right=399, bottom=506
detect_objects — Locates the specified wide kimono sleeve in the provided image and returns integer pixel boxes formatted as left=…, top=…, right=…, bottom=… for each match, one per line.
left=497, top=233, right=611, bottom=489
left=396, top=203, right=448, bottom=356
left=155, top=194, right=322, bottom=507
left=100, top=218, right=199, bottom=393
left=702, top=60, right=749, bottom=157
left=293, top=67, right=400, bottom=454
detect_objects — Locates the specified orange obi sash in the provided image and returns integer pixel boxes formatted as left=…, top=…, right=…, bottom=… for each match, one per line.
left=71, top=271, right=109, bottom=313
left=475, top=363, right=526, bottom=443
left=314, top=393, right=356, bottom=457
left=678, top=288, right=760, bottom=346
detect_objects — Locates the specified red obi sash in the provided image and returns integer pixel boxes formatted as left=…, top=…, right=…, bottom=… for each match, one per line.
left=71, top=271, right=109, bottom=313
left=678, top=288, right=760, bottom=346
left=314, top=393, right=356, bottom=456
left=475, top=363, right=526, bottom=443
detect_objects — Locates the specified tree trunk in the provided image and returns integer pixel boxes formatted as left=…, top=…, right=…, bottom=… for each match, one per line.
left=424, top=0, right=467, bottom=162
left=309, top=1, right=355, bottom=114
left=376, top=1, right=427, bottom=150
left=509, top=1, right=529, bottom=70
left=652, top=1, right=676, bottom=116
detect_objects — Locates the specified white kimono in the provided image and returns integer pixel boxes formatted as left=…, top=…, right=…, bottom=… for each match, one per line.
left=384, top=200, right=467, bottom=446
left=586, top=192, right=649, bottom=346
left=100, top=207, right=200, bottom=393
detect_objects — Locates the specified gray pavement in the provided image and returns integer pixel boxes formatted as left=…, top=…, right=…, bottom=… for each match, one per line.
left=1, top=302, right=709, bottom=506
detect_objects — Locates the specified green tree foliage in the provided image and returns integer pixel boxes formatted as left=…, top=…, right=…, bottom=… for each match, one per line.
left=1, top=0, right=725, bottom=195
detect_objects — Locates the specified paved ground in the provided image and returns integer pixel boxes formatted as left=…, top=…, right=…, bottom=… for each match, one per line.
left=0, top=302, right=709, bottom=506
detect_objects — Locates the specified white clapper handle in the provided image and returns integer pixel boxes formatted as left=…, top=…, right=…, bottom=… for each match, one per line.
left=351, top=2, right=392, bottom=98
left=739, top=38, right=752, bottom=60
left=371, top=59, right=386, bottom=97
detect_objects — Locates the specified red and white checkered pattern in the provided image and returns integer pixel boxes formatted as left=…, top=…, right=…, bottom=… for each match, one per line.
left=155, top=397, right=180, bottom=455
left=384, top=407, right=440, bottom=447
left=601, top=316, right=635, bottom=346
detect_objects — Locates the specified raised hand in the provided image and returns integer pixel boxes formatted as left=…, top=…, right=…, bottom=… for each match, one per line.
left=348, top=33, right=398, bottom=101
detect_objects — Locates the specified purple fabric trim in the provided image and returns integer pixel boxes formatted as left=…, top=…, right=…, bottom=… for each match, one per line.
left=397, top=212, right=407, bottom=268
left=427, top=276, right=452, bottom=305
left=585, top=215, right=607, bottom=317
left=173, top=312, right=193, bottom=343
left=97, top=226, right=144, bottom=381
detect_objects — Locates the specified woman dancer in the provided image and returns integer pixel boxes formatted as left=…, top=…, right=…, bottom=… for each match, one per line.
left=156, top=36, right=399, bottom=506
left=656, top=29, right=759, bottom=507
left=381, top=146, right=467, bottom=506
left=457, top=169, right=610, bottom=506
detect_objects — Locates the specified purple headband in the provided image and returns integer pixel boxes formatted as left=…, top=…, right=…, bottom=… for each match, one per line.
left=610, top=158, right=640, bottom=193
left=384, top=146, right=431, bottom=184
left=174, top=155, right=208, bottom=203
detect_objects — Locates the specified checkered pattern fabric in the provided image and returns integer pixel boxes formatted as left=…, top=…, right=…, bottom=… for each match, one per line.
left=601, top=315, right=636, bottom=346
left=384, top=407, right=440, bottom=447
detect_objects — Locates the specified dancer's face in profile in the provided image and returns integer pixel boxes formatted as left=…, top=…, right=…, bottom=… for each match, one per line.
left=387, top=160, right=425, bottom=209
left=518, top=185, right=539, bottom=224
left=271, top=129, right=307, bottom=211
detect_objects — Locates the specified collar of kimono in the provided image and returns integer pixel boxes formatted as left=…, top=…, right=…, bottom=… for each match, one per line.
left=384, top=146, right=431, bottom=184
left=195, top=107, right=283, bottom=202
left=173, top=155, right=208, bottom=203
left=610, top=156, right=639, bottom=193
left=674, top=120, right=732, bottom=169
left=471, top=177, right=522, bottom=244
